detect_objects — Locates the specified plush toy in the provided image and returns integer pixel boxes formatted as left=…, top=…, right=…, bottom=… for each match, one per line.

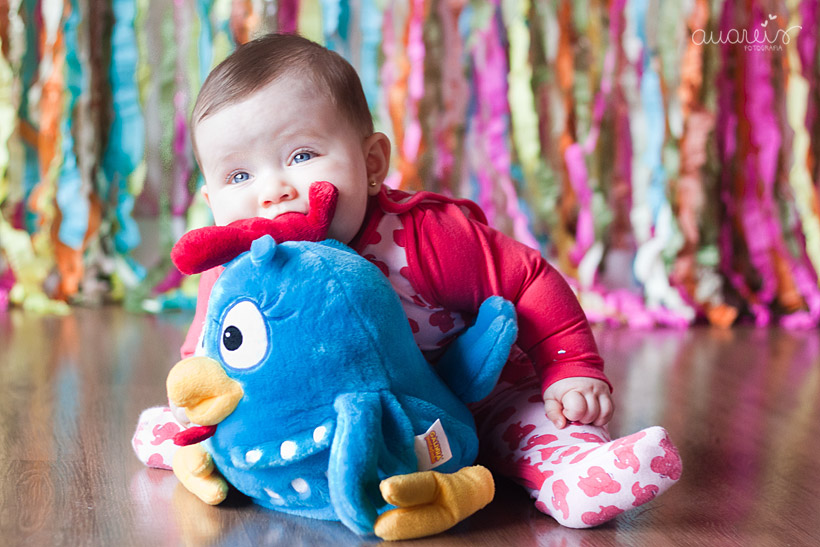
left=166, top=228, right=518, bottom=540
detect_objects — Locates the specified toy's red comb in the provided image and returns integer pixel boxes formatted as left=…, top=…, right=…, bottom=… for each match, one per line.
left=171, top=181, right=339, bottom=275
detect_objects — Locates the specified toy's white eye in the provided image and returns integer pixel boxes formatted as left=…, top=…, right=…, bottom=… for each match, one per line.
left=220, top=300, right=268, bottom=369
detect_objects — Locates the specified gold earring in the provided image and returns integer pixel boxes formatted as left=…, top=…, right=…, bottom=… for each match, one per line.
left=368, top=178, right=378, bottom=187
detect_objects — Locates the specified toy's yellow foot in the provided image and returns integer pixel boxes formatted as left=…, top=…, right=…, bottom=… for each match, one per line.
left=374, top=465, right=494, bottom=541
left=172, top=444, right=228, bottom=505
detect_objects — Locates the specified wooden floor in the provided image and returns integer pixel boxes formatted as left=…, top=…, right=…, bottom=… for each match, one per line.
left=2, top=306, right=820, bottom=546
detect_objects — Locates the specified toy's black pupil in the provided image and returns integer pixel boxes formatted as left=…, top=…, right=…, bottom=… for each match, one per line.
left=223, top=326, right=243, bottom=351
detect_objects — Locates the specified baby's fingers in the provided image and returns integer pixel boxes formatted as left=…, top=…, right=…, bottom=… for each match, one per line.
left=593, top=394, right=614, bottom=427
left=560, top=390, right=588, bottom=423
left=581, top=392, right=601, bottom=424
left=544, top=398, right=567, bottom=429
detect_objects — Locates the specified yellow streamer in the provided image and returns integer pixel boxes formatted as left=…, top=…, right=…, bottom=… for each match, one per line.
left=501, top=0, right=541, bottom=188
left=212, top=0, right=234, bottom=64
left=785, top=3, right=820, bottom=277
left=0, top=37, right=11, bottom=188
left=299, top=0, right=324, bottom=44
left=0, top=219, right=70, bottom=314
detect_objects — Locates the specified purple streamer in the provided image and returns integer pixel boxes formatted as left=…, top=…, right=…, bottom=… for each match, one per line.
left=278, top=0, right=300, bottom=33
left=798, top=0, right=818, bottom=155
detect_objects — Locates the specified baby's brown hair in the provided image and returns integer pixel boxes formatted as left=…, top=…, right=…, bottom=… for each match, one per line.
left=191, top=33, right=374, bottom=160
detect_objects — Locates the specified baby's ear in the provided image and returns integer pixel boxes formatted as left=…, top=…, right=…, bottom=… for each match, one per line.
left=364, top=132, right=391, bottom=193
left=200, top=184, right=212, bottom=207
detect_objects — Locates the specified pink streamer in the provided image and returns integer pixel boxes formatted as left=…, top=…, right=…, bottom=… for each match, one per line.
left=603, top=289, right=691, bottom=330
left=470, top=5, right=537, bottom=248
left=152, top=268, right=186, bottom=295
left=402, top=0, right=425, bottom=166
left=612, top=85, right=633, bottom=245
left=714, top=2, right=820, bottom=328
left=380, top=3, right=397, bottom=125
left=742, top=10, right=780, bottom=305
left=744, top=7, right=820, bottom=327
left=716, top=2, right=754, bottom=312
left=277, top=0, right=299, bottom=34
left=0, top=268, right=13, bottom=313
left=789, top=0, right=820, bottom=328
left=172, top=90, right=193, bottom=217
left=564, top=0, right=626, bottom=267
left=798, top=0, right=818, bottom=153
left=564, top=144, right=594, bottom=266
left=784, top=209, right=820, bottom=325
left=172, top=0, right=194, bottom=218
left=433, top=0, right=469, bottom=195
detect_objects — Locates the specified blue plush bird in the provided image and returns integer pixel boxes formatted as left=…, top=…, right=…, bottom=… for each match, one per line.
left=167, top=235, right=517, bottom=539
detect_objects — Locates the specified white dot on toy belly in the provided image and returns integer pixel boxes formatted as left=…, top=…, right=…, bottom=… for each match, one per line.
left=313, top=425, right=327, bottom=443
left=280, top=440, right=297, bottom=459
left=291, top=478, right=311, bottom=498
left=264, top=488, right=285, bottom=505
left=245, top=449, right=262, bottom=464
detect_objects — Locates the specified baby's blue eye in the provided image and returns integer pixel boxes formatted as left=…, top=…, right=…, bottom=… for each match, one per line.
left=292, top=152, right=313, bottom=164
left=229, top=171, right=250, bottom=184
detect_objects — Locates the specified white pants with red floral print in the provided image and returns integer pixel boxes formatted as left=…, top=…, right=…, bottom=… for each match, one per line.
left=469, top=351, right=681, bottom=528
left=133, top=353, right=681, bottom=529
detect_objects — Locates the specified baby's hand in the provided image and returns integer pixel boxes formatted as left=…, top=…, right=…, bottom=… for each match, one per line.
left=542, top=377, right=613, bottom=429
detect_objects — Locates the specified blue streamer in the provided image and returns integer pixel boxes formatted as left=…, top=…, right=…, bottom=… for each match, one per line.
left=321, top=0, right=341, bottom=38
left=19, top=0, right=41, bottom=232
left=57, top=0, right=89, bottom=250
left=358, top=0, right=381, bottom=110
left=23, top=148, right=40, bottom=233
left=458, top=3, right=472, bottom=43
left=643, top=71, right=667, bottom=223
left=197, top=0, right=214, bottom=83
left=104, top=0, right=145, bottom=253
left=632, top=0, right=667, bottom=224
left=194, top=0, right=213, bottom=197
left=321, top=0, right=350, bottom=57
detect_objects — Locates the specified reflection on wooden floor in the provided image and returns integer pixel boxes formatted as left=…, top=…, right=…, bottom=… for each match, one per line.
left=2, top=307, right=820, bottom=546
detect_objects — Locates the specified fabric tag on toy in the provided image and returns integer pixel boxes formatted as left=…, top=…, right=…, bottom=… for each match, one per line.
left=414, top=419, right=452, bottom=470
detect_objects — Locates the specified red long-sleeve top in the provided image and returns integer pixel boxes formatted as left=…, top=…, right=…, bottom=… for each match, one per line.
left=181, top=187, right=610, bottom=396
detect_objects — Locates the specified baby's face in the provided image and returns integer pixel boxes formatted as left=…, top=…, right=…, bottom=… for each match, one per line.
left=195, top=75, right=378, bottom=243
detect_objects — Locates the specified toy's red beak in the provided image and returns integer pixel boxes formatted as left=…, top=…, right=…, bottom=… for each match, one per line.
left=174, top=424, right=217, bottom=446
left=171, top=181, right=339, bottom=275
left=167, top=356, right=245, bottom=446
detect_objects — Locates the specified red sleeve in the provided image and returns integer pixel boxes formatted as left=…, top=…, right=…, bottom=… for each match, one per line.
left=403, top=203, right=611, bottom=394
left=179, top=267, right=223, bottom=359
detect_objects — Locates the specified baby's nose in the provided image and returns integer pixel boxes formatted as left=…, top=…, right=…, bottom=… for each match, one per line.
left=259, top=181, right=298, bottom=206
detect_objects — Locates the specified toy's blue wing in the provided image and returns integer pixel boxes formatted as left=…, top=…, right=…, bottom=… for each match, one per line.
left=393, top=393, right=479, bottom=472
left=376, top=392, right=418, bottom=477
left=326, top=391, right=409, bottom=534
left=435, top=296, right=518, bottom=403
left=329, top=392, right=382, bottom=534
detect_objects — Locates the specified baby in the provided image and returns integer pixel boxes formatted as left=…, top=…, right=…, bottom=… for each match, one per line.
left=133, top=33, right=681, bottom=529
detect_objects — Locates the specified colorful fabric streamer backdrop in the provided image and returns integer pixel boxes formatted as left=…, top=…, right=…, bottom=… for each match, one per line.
left=1, top=0, right=819, bottom=328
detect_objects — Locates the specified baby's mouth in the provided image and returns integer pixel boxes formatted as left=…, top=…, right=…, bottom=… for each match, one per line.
left=261, top=206, right=309, bottom=221
left=262, top=181, right=337, bottom=238
left=171, top=181, right=339, bottom=275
